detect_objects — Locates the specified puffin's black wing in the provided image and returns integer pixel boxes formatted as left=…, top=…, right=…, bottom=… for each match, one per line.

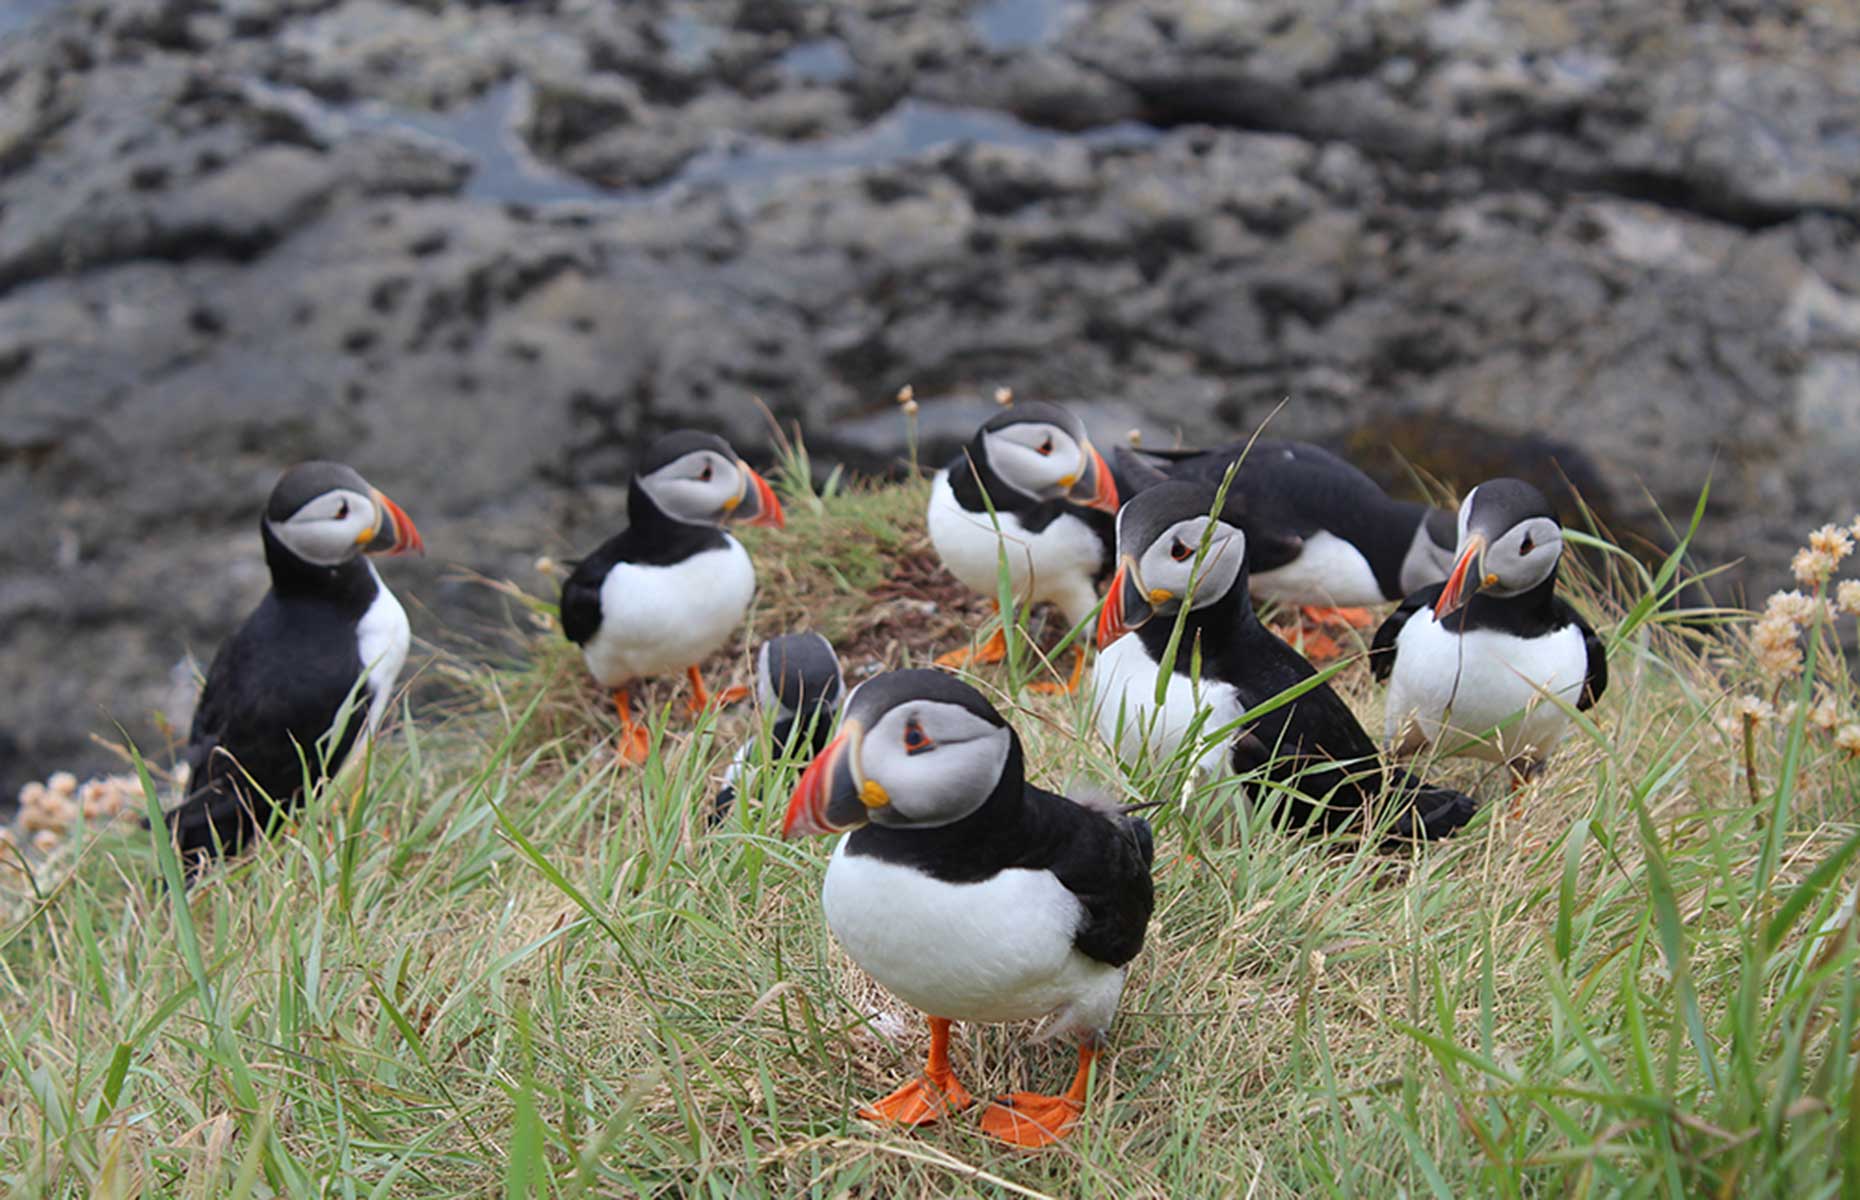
left=167, top=597, right=371, bottom=862
left=1115, top=444, right=1305, bottom=572
left=559, top=551, right=612, bottom=647
left=1370, top=583, right=1444, bottom=682
left=1556, top=597, right=1609, bottom=710
left=1223, top=626, right=1474, bottom=840
left=1382, top=769, right=1480, bottom=840
left=1025, top=788, right=1155, bottom=968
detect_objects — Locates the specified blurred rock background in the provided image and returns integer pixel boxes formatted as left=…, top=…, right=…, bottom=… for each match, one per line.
left=3, top=0, right=1858, bottom=799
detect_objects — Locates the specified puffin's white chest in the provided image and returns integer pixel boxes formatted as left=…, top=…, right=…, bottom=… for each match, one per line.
left=1249, top=530, right=1386, bottom=608
left=1090, top=632, right=1242, bottom=775
left=926, top=470, right=1105, bottom=626
left=355, top=565, right=410, bottom=736
left=821, top=840, right=1126, bottom=1038
left=582, top=539, right=756, bottom=686
left=1384, top=609, right=1587, bottom=762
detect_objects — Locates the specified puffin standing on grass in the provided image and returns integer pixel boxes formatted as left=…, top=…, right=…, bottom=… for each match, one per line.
left=712, top=632, right=844, bottom=822
left=1371, top=478, right=1606, bottom=782
left=167, top=461, right=424, bottom=865
left=561, top=431, right=785, bottom=763
left=1093, top=481, right=1478, bottom=840
left=927, top=402, right=1119, bottom=693
left=783, top=669, right=1154, bottom=1147
left=1114, top=438, right=1458, bottom=658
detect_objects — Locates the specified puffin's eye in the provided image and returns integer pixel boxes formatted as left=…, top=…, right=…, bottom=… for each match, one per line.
left=902, top=718, right=935, bottom=756
left=1170, top=538, right=1193, bottom=562
left=335, top=500, right=350, bottom=521
left=1519, top=535, right=1535, bottom=556
left=1037, top=437, right=1053, bottom=456
left=699, top=463, right=713, bottom=483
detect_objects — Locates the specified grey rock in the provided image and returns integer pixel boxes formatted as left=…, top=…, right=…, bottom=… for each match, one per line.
left=2, top=0, right=1860, bottom=797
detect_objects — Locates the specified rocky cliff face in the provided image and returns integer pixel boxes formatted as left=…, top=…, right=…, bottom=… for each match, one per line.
left=3, top=0, right=1858, bottom=797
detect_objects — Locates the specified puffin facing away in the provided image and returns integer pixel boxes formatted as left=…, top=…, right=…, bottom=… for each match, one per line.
left=927, top=402, right=1119, bottom=693
left=168, top=461, right=424, bottom=866
left=1114, top=438, right=1458, bottom=656
left=712, top=632, right=844, bottom=823
left=1093, top=481, right=1478, bottom=840
left=1371, top=479, right=1606, bottom=780
left=784, top=669, right=1154, bottom=1147
left=560, top=431, right=784, bottom=763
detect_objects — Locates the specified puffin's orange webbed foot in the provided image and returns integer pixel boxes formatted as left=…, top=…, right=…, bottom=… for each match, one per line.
left=980, top=1042, right=1095, bottom=1147
left=1274, top=623, right=1345, bottom=661
left=1026, top=644, right=1088, bottom=695
left=934, top=627, right=1008, bottom=670
left=684, top=665, right=749, bottom=716
left=616, top=724, right=651, bottom=765
left=1301, top=605, right=1374, bottom=629
left=856, top=1074, right=974, bottom=1127
left=980, top=1091, right=1084, bottom=1146
left=856, top=1017, right=973, bottom=1127
left=610, top=689, right=652, bottom=765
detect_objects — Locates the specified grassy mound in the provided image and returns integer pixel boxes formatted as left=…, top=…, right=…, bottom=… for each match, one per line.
left=2, top=457, right=1857, bottom=1198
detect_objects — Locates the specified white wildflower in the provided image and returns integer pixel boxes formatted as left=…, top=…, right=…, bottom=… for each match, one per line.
left=1751, top=613, right=1803, bottom=680
left=1793, top=547, right=1836, bottom=588
left=1733, top=695, right=1777, bottom=725
left=1809, top=524, right=1853, bottom=564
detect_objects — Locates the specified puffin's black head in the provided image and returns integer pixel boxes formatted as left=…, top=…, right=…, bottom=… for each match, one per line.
left=1435, top=478, right=1562, bottom=614
left=1422, top=505, right=1460, bottom=553
left=264, top=461, right=424, bottom=567
left=965, top=401, right=1118, bottom=513
left=756, top=632, right=844, bottom=718
left=632, top=429, right=784, bottom=530
left=1096, top=481, right=1248, bottom=648
left=782, top=669, right=1015, bottom=838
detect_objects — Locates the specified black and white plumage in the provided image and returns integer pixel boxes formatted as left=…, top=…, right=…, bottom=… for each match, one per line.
left=167, top=461, right=424, bottom=865
left=926, top=402, right=1119, bottom=691
left=1371, top=479, right=1607, bottom=774
left=782, top=669, right=1153, bottom=1146
left=1092, top=481, right=1478, bottom=841
left=1113, top=438, right=1459, bottom=610
left=711, top=632, right=844, bottom=823
left=560, top=430, right=785, bottom=761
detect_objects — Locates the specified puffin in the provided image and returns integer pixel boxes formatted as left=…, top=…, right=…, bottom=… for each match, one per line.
left=1113, top=438, right=1458, bottom=657
left=926, top=402, right=1120, bottom=693
left=712, top=631, right=844, bottom=823
left=783, top=669, right=1154, bottom=1147
left=1370, top=478, right=1607, bottom=781
left=166, top=461, right=424, bottom=865
left=1092, top=481, right=1478, bottom=840
left=560, top=430, right=784, bottom=763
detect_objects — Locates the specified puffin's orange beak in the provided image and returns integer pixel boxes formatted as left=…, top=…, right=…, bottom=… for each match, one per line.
left=1069, top=442, right=1119, bottom=514
left=729, top=461, right=786, bottom=530
left=782, top=723, right=872, bottom=838
left=364, top=488, right=424, bottom=556
left=1434, top=533, right=1487, bottom=616
left=1096, top=556, right=1151, bottom=648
